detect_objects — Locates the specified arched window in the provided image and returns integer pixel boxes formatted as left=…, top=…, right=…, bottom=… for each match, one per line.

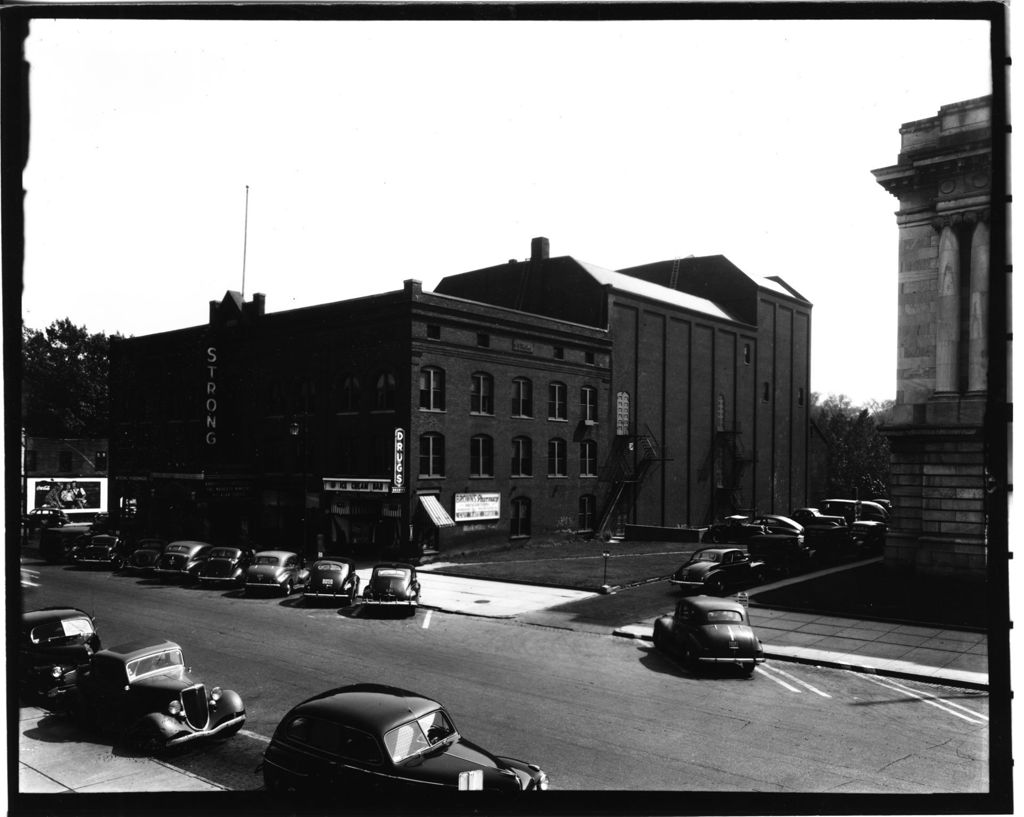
left=511, top=377, right=533, bottom=418
left=511, top=436, right=533, bottom=477
left=470, top=372, right=494, bottom=415
left=548, top=438, right=567, bottom=477
left=578, top=494, right=596, bottom=532
left=338, top=374, right=360, bottom=413
left=419, top=433, right=445, bottom=477
left=510, top=497, right=531, bottom=537
left=376, top=372, right=396, bottom=411
left=548, top=382, right=567, bottom=420
left=470, top=435, right=494, bottom=477
left=579, top=440, right=597, bottom=477
left=419, top=367, right=445, bottom=411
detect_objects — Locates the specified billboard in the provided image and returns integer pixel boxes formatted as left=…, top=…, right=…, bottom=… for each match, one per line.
left=27, top=477, right=107, bottom=516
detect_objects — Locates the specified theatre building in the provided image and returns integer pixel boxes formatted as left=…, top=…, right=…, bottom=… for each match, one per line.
left=108, top=237, right=811, bottom=559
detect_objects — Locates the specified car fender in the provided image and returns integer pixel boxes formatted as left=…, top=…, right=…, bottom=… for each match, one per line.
left=211, top=689, right=246, bottom=725
left=131, top=712, right=186, bottom=743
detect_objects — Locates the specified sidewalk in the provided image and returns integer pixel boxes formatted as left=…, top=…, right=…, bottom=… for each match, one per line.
left=18, top=706, right=227, bottom=793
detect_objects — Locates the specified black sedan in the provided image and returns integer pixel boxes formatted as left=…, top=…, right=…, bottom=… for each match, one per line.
left=653, top=595, right=765, bottom=676
left=124, top=538, right=171, bottom=575
left=303, top=558, right=360, bottom=605
left=66, top=639, right=245, bottom=755
left=362, top=563, right=421, bottom=610
left=74, top=534, right=130, bottom=571
left=20, top=607, right=100, bottom=701
left=703, top=514, right=804, bottom=544
left=260, top=684, right=549, bottom=793
left=196, top=547, right=254, bottom=588
left=670, top=547, right=766, bottom=594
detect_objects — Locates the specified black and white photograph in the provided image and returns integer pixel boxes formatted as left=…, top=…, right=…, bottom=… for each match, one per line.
left=5, top=2, right=1011, bottom=815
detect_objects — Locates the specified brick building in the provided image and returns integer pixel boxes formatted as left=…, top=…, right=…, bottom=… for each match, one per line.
left=108, top=238, right=811, bottom=558
left=872, top=95, right=998, bottom=576
left=22, top=435, right=109, bottom=522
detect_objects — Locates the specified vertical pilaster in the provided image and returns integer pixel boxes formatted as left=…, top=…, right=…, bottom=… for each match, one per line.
left=968, top=220, right=989, bottom=394
left=935, top=226, right=960, bottom=394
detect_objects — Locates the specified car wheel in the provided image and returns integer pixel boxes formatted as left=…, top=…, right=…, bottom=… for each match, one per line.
left=652, top=624, right=667, bottom=652
left=681, top=643, right=699, bottom=672
left=124, top=722, right=165, bottom=757
left=742, top=664, right=756, bottom=678
left=709, top=575, right=727, bottom=595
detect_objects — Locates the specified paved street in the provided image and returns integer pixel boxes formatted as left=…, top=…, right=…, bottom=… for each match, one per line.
left=17, top=557, right=990, bottom=798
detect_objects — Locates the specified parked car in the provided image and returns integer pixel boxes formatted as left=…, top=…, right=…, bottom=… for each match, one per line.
left=20, top=607, right=100, bottom=701
left=124, top=538, right=171, bottom=575
left=362, top=563, right=421, bottom=608
left=74, top=534, right=130, bottom=571
left=244, top=550, right=310, bottom=596
left=39, top=524, right=92, bottom=564
left=66, top=638, right=245, bottom=755
left=670, top=547, right=766, bottom=594
left=704, top=514, right=804, bottom=544
left=154, top=541, right=214, bottom=582
left=816, top=499, right=888, bottom=553
left=303, top=558, right=360, bottom=605
left=746, top=534, right=814, bottom=576
left=23, top=507, right=70, bottom=532
left=196, top=547, right=254, bottom=588
left=652, top=595, right=765, bottom=676
left=260, top=684, right=549, bottom=793
left=790, top=508, right=856, bottom=561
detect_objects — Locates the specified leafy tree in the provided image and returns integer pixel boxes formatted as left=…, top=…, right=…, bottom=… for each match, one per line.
left=21, top=319, right=116, bottom=438
left=810, top=393, right=893, bottom=499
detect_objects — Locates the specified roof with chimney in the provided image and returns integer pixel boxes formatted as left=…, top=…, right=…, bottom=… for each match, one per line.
left=434, top=238, right=807, bottom=329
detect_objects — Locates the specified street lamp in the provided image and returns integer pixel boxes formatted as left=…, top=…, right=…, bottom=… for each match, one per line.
left=289, top=418, right=309, bottom=557
left=602, top=550, right=610, bottom=588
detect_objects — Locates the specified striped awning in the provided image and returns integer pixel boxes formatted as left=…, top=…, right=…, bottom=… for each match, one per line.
left=419, top=495, right=455, bottom=528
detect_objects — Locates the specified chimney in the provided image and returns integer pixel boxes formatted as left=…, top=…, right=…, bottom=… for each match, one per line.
left=531, top=236, right=550, bottom=261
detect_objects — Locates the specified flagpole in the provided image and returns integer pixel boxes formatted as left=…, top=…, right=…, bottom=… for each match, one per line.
left=241, top=184, right=250, bottom=297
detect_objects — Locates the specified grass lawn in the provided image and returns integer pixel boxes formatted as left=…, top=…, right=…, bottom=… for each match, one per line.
left=425, top=537, right=692, bottom=590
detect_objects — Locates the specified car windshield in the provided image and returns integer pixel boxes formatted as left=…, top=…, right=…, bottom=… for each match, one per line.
left=691, top=551, right=720, bottom=563
left=210, top=548, right=238, bottom=559
left=255, top=555, right=280, bottom=566
left=30, top=616, right=94, bottom=644
left=383, top=709, right=456, bottom=763
left=374, top=568, right=409, bottom=579
left=705, top=610, right=744, bottom=623
left=126, top=649, right=184, bottom=680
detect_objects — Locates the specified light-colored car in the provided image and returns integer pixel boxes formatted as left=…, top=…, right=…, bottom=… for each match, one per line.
left=244, top=550, right=310, bottom=596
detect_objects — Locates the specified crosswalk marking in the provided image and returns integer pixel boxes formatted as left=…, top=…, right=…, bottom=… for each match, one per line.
left=755, top=665, right=802, bottom=692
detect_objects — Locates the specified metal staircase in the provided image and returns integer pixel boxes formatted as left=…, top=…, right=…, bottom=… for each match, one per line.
left=595, top=427, right=667, bottom=538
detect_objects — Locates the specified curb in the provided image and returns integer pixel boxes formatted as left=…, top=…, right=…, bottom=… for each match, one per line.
left=610, top=628, right=988, bottom=691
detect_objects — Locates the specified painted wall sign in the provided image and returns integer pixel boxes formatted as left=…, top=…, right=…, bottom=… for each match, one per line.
left=205, top=346, right=218, bottom=445
left=393, top=428, right=406, bottom=492
left=454, top=492, right=501, bottom=522
left=323, top=478, right=391, bottom=494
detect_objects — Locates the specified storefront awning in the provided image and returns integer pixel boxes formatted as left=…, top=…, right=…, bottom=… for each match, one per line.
left=419, top=495, right=455, bottom=528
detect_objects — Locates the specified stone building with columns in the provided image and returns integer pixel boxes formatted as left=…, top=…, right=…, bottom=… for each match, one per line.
left=872, top=95, right=994, bottom=577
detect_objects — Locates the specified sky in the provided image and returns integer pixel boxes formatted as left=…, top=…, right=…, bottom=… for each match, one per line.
left=18, top=14, right=993, bottom=406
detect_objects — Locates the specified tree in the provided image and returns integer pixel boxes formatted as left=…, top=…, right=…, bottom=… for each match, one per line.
left=810, top=393, right=893, bottom=499
left=22, top=319, right=116, bottom=438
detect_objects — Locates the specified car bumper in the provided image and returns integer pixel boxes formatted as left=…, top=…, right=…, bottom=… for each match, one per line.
left=165, top=712, right=246, bottom=746
left=362, top=598, right=417, bottom=605
left=201, top=576, right=240, bottom=584
left=696, top=655, right=765, bottom=665
left=669, top=579, right=705, bottom=588
left=76, top=558, right=115, bottom=568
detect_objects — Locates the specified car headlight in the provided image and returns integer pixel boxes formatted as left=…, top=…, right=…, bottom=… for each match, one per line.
left=168, top=700, right=182, bottom=716
left=51, top=666, right=64, bottom=679
left=210, top=687, right=222, bottom=702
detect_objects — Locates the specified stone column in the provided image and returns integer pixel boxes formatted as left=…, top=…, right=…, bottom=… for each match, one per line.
left=968, top=220, right=989, bottom=393
left=935, top=225, right=961, bottom=393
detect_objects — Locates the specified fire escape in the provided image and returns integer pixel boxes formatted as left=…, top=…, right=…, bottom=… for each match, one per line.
left=595, top=426, right=668, bottom=539
left=709, top=422, right=755, bottom=521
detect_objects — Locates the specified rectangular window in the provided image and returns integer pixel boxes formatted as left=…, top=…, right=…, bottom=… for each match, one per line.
left=548, top=439, right=567, bottom=477
left=511, top=437, right=532, bottom=477
left=580, top=440, right=597, bottom=477
left=427, top=324, right=441, bottom=340
left=419, top=434, right=445, bottom=477
left=511, top=498, right=531, bottom=537
left=419, top=368, right=445, bottom=411
left=94, top=451, right=108, bottom=471
left=547, top=382, right=567, bottom=420
left=553, top=346, right=565, bottom=360
left=470, top=436, right=494, bottom=478
left=470, top=373, right=493, bottom=415
left=477, top=333, right=490, bottom=348
left=585, top=350, right=595, bottom=365
left=580, top=386, right=597, bottom=423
